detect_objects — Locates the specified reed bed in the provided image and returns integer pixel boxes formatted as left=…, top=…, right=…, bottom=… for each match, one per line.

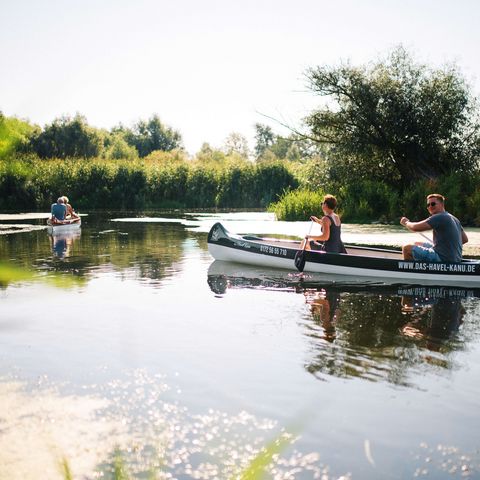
left=0, top=157, right=298, bottom=211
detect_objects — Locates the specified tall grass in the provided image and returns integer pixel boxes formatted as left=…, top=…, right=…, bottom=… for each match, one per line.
left=0, top=157, right=297, bottom=211
left=268, top=189, right=325, bottom=221
left=2, top=155, right=480, bottom=224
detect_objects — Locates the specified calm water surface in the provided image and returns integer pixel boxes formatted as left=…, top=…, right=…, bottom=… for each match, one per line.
left=1, top=211, right=480, bottom=479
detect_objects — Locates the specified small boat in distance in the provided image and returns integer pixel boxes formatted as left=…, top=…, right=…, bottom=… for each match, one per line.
left=207, top=222, right=480, bottom=287
left=46, top=217, right=81, bottom=235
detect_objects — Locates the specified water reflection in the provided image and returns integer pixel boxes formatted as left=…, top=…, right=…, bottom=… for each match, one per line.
left=49, top=231, right=81, bottom=259
left=400, top=288, right=467, bottom=352
left=304, top=289, right=340, bottom=343
left=207, top=261, right=479, bottom=386
left=0, top=216, right=191, bottom=286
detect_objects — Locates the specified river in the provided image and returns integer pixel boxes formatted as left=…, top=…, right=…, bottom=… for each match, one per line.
left=1, top=211, right=480, bottom=479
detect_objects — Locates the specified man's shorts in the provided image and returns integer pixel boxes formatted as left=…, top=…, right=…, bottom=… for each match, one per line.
left=411, top=242, right=442, bottom=262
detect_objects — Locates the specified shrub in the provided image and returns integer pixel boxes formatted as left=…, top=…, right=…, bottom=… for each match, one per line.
left=269, top=189, right=325, bottom=221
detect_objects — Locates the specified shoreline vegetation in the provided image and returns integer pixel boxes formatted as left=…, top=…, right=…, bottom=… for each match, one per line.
left=1, top=155, right=480, bottom=225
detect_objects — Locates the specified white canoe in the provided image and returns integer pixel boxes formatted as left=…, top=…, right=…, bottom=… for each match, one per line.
left=207, top=222, right=480, bottom=287
left=46, top=218, right=81, bottom=235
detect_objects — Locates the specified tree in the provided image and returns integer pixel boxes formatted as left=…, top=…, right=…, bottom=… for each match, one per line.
left=104, top=133, right=139, bottom=160
left=30, top=114, right=104, bottom=158
left=304, top=46, right=480, bottom=187
left=254, top=123, right=275, bottom=158
left=223, top=132, right=250, bottom=159
left=195, top=142, right=226, bottom=163
left=0, top=112, right=39, bottom=158
left=253, top=122, right=324, bottom=162
left=124, top=115, right=182, bottom=157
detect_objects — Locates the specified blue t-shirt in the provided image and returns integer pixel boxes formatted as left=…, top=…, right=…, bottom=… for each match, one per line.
left=51, top=203, right=67, bottom=220
left=427, top=212, right=463, bottom=263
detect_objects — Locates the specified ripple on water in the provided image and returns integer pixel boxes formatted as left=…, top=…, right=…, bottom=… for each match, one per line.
left=2, top=370, right=480, bottom=479
left=0, top=372, right=346, bottom=480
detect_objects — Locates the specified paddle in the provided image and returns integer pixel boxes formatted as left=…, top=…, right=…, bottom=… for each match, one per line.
left=401, top=217, right=433, bottom=244
left=418, top=231, right=433, bottom=244
left=294, top=220, right=315, bottom=272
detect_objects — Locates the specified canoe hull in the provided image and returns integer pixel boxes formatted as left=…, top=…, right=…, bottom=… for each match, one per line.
left=207, top=222, right=480, bottom=286
left=46, top=219, right=81, bottom=235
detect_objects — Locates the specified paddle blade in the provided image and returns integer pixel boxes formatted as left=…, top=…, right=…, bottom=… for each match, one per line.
left=294, top=250, right=306, bottom=272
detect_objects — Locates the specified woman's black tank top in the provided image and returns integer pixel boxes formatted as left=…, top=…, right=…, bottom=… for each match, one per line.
left=323, top=215, right=346, bottom=253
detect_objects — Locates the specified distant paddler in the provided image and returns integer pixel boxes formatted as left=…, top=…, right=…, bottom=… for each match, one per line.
left=50, top=196, right=67, bottom=224
left=62, top=196, right=80, bottom=220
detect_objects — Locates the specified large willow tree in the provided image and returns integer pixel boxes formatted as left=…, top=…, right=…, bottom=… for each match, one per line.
left=304, top=47, right=480, bottom=188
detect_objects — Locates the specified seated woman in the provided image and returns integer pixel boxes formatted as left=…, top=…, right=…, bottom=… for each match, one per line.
left=62, top=196, right=80, bottom=220
left=303, top=194, right=346, bottom=253
left=50, top=197, right=67, bottom=224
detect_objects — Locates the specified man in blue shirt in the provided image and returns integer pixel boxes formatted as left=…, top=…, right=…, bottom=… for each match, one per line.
left=51, top=197, right=67, bottom=222
left=400, top=194, right=468, bottom=263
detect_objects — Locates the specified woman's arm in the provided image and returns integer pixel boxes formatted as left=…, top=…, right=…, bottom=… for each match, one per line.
left=308, top=216, right=331, bottom=242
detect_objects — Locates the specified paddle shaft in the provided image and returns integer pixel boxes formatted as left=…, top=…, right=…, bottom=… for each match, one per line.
left=301, top=221, right=315, bottom=249
left=418, top=231, right=433, bottom=244
left=405, top=225, right=432, bottom=244
left=402, top=218, right=433, bottom=244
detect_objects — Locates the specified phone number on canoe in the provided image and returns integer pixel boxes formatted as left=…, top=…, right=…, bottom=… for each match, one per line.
left=259, top=245, right=288, bottom=256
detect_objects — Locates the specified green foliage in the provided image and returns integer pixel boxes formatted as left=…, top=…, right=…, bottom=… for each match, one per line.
left=30, top=114, right=105, bottom=158
left=0, top=113, right=39, bottom=158
left=122, top=115, right=183, bottom=157
left=0, top=112, right=182, bottom=161
left=0, top=156, right=296, bottom=211
left=290, top=156, right=330, bottom=192
left=194, top=143, right=227, bottom=164
left=254, top=162, right=299, bottom=206
left=254, top=124, right=321, bottom=163
left=268, top=172, right=480, bottom=225
left=112, top=450, right=131, bottom=480
left=215, top=162, right=297, bottom=208
left=104, top=134, right=139, bottom=160
left=339, top=179, right=399, bottom=223
left=304, top=46, right=480, bottom=187
left=0, top=261, right=85, bottom=288
left=185, top=166, right=218, bottom=207
left=60, top=457, right=73, bottom=480
left=254, top=123, right=275, bottom=158
left=111, top=165, right=148, bottom=209
left=75, top=161, right=115, bottom=207
left=143, top=148, right=188, bottom=164
left=236, top=432, right=293, bottom=480
left=269, top=189, right=324, bottom=221
left=223, top=132, right=250, bottom=158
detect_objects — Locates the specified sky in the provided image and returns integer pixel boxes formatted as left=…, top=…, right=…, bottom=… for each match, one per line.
left=1, top=0, right=479, bottom=154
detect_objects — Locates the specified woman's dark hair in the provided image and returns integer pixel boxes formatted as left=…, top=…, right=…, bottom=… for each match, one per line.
left=323, top=194, right=337, bottom=210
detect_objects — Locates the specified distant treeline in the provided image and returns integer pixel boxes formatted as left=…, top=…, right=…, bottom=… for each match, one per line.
left=0, top=112, right=182, bottom=160
left=0, top=155, right=298, bottom=211
left=0, top=111, right=317, bottom=163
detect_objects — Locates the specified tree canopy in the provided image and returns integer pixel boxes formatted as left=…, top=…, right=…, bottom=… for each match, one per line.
left=304, top=47, right=480, bottom=187
left=223, top=132, right=250, bottom=159
left=29, top=114, right=104, bottom=158
left=121, top=115, right=183, bottom=157
left=0, top=112, right=40, bottom=158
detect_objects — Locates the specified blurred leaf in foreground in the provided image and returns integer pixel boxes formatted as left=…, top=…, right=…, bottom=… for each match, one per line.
left=0, top=262, right=85, bottom=289
left=237, top=431, right=294, bottom=480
